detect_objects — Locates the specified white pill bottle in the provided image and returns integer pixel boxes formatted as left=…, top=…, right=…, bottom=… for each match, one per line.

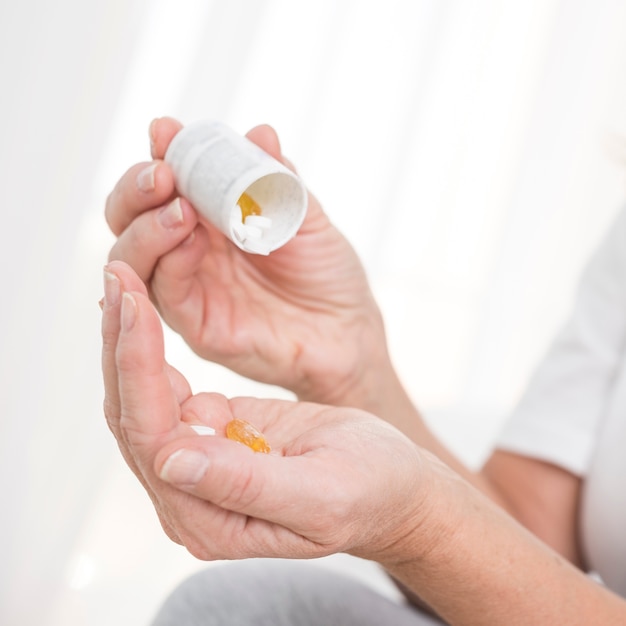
left=165, top=120, right=308, bottom=255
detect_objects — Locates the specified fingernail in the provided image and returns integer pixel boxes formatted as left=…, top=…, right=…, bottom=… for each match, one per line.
left=103, top=270, right=120, bottom=307
left=137, top=162, right=158, bottom=192
left=121, top=292, right=137, bottom=332
left=158, top=198, right=184, bottom=229
left=160, top=449, right=209, bottom=486
left=149, top=118, right=159, bottom=158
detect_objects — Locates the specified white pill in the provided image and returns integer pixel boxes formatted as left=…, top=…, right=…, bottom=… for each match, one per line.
left=243, top=239, right=271, bottom=255
left=190, top=424, right=216, bottom=436
left=244, top=215, right=272, bottom=230
left=232, top=221, right=247, bottom=242
left=243, top=224, right=263, bottom=240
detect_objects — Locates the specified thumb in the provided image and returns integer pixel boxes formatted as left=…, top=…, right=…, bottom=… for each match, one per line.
left=155, top=435, right=324, bottom=532
left=246, top=124, right=300, bottom=175
left=245, top=124, right=284, bottom=163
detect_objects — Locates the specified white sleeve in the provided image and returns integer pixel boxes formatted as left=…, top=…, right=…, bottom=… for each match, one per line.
left=496, top=206, right=626, bottom=476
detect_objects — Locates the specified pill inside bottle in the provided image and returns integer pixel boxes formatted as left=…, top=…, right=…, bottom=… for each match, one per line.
left=237, top=192, right=263, bottom=221
left=226, top=419, right=271, bottom=454
left=232, top=192, right=274, bottom=254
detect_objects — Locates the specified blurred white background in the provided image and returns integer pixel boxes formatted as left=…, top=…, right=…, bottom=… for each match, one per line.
left=1, top=0, right=625, bottom=624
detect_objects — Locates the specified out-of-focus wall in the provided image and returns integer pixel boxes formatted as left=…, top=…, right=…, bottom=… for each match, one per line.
left=1, top=1, right=624, bottom=624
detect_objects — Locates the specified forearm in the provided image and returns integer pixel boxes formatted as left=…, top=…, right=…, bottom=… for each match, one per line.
left=377, top=463, right=626, bottom=626
left=326, top=354, right=593, bottom=610
left=296, top=317, right=578, bottom=565
left=350, top=365, right=589, bottom=592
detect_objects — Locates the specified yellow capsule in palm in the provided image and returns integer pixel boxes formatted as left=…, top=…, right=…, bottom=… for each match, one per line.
left=226, top=418, right=271, bottom=454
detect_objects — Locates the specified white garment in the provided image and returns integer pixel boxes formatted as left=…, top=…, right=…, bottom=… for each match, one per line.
left=496, top=205, right=626, bottom=596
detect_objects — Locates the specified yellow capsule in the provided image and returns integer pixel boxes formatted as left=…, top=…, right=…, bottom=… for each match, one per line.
left=226, top=418, right=271, bottom=454
left=237, top=192, right=262, bottom=222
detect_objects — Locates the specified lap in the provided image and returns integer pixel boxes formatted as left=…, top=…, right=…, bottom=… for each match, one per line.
left=151, top=559, right=445, bottom=626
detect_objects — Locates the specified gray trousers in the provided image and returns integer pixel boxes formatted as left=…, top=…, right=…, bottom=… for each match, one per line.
left=151, top=559, right=445, bottom=625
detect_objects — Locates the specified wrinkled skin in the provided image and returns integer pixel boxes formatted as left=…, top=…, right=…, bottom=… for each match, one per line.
left=105, top=118, right=388, bottom=406
left=101, top=261, right=432, bottom=564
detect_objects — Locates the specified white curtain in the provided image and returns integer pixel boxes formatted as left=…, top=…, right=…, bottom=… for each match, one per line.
left=1, top=0, right=625, bottom=623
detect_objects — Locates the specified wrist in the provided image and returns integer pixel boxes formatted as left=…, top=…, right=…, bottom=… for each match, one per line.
left=296, top=341, right=406, bottom=413
left=293, top=307, right=395, bottom=407
left=296, top=343, right=434, bottom=455
left=372, top=468, right=596, bottom=626
left=347, top=447, right=464, bottom=570
left=376, top=451, right=466, bottom=567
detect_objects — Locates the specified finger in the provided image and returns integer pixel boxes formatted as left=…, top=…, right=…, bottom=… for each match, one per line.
left=102, top=270, right=124, bottom=431
left=245, top=124, right=301, bottom=178
left=106, top=263, right=193, bottom=408
left=179, top=392, right=234, bottom=429
left=166, top=363, right=195, bottom=407
left=244, top=125, right=330, bottom=234
left=245, top=124, right=283, bottom=161
left=105, top=160, right=177, bottom=236
left=102, top=265, right=160, bottom=488
left=102, top=262, right=151, bottom=431
left=151, top=481, right=310, bottom=561
left=155, top=434, right=331, bottom=535
left=149, top=220, right=212, bottom=315
left=104, top=259, right=193, bottom=417
left=149, top=116, right=184, bottom=160
left=102, top=262, right=188, bottom=545
left=108, top=197, right=198, bottom=283
left=106, top=117, right=184, bottom=235
left=116, top=289, right=184, bottom=441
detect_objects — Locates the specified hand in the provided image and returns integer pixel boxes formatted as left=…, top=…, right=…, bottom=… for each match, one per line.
left=105, top=118, right=389, bottom=405
left=101, top=260, right=430, bottom=562
left=105, top=262, right=626, bottom=626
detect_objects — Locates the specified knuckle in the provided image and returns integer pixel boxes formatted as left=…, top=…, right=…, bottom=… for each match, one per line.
left=104, top=187, right=123, bottom=235
left=158, top=517, right=183, bottom=545
left=102, top=396, right=121, bottom=426
left=109, top=211, right=158, bottom=265
left=127, top=216, right=154, bottom=249
left=115, top=347, right=140, bottom=373
left=181, top=534, right=218, bottom=561
left=216, top=464, right=261, bottom=512
left=101, top=315, right=118, bottom=343
left=104, top=164, right=140, bottom=235
left=106, top=241, right=119, bottom=263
